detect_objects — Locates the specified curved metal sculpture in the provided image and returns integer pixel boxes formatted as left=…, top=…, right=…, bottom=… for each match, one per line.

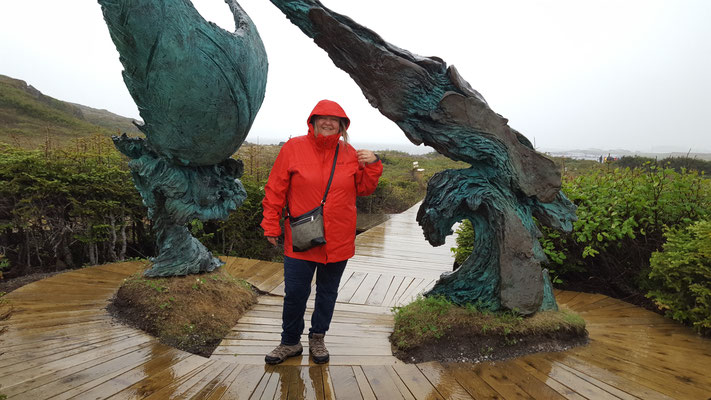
left=98, top=0, right=267, bottom=276
left=268, top=0, right=577, bottom=314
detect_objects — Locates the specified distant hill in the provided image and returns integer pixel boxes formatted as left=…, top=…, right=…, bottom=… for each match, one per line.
left=0, top=74, right=142, bottom=149
left=68, top=102, right=142, bottom=136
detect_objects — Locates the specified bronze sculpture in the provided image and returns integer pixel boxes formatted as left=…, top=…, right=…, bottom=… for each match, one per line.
left=98, top=0, right=267, bottom=276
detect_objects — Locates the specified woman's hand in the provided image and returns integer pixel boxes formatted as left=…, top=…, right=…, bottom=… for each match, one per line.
left=267, top=236, right=278, bottom=247
left=357, top=149, right=377, bottom=164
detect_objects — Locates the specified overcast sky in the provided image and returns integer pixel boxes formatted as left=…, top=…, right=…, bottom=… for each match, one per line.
left=1, top=0, right=709, bottom=153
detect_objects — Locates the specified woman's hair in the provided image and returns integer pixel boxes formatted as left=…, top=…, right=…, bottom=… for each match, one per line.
left=339, top=118, right=349, bottom=144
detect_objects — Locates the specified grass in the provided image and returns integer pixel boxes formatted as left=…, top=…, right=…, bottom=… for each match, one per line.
left=391, top=295, right=587, bottom=362
left=0, top=291, right=11, bottom=338
left=109, top=268, right=257, bottom=357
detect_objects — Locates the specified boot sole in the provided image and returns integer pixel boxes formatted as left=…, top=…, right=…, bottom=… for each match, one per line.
left=265, top=349, right=303, bottom=365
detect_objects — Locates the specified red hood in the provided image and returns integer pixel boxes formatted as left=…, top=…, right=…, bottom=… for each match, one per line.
left=307, top=99, right=350, bottom=135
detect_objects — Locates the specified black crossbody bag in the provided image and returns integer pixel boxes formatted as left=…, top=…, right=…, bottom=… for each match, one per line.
left=288, top=144, right=339, bottom=252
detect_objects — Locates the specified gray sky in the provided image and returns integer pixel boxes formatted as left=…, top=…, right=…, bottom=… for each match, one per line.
left=1, top=0, right=710, bottom=153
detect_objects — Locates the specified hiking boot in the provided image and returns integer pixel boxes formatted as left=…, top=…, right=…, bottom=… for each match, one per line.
left=265, top=342, right=303, bottom=365
left=309, top=333, right=329, bottom=364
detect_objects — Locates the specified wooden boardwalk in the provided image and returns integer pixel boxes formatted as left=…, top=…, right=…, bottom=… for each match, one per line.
left=1, top=204, right=710, bottom=399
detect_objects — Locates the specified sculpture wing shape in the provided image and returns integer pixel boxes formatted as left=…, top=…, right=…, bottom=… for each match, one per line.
left=99, top=0, right=267, bottom=166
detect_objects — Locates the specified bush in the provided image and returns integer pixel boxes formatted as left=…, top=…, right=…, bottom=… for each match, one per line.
left=647, top=220, right=711, bottom=335
left=451, top=219, right=474, bottom=266
left=544, top=165, right=710, bottom=297
left=0, top=139, right=150, bottom=276
left=614, top=156, right=711, bottom=175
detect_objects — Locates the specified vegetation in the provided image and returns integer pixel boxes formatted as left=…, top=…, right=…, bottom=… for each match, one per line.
left=547, top=165, right=709, bottom=295
left=614, top=155, right=711, bottom=175
left=357, top=150, right=468, bottom=214
left=0, top=132, right=466, bottom=280
left=110, top=267, right=257, bottom=356
left=0, top=138, right=152, bottom=278
left=647, top=220, right=711, bottom=335
left=391, top=295, right=586, bottom=362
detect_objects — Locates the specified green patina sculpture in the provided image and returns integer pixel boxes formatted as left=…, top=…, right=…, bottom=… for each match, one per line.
left=98, top=0, right=267, bottom=276
left=268, top=0, right=577, bottom=314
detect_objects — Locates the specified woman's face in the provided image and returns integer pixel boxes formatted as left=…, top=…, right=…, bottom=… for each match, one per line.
left=313, top=115, right=341, bottom=137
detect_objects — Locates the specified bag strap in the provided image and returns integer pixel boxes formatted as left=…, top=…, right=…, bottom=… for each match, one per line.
left=321, top=143, right=339, bottom=205
left=286, top=143, right=340, bottom=216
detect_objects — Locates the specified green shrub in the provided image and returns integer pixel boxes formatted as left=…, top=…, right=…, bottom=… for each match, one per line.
left=614, top=156, right=711, bottom=175
left=647, top=220, right=711, bottom=335
left=451, top=219, right=474, bottom=266
left=0, top=140, right=150, bottom=275
left=545, top=166, right=710, bottom=293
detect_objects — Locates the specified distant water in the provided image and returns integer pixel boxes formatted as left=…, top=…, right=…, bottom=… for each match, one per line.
left=250, top=137, right=436, bottom=155
left=350, top=141, right=436, bottom=155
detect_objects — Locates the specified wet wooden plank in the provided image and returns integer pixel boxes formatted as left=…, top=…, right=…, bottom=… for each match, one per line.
left=380, top=276, right=406, bottom=308
left=169, top=361, right=235, bottom=399
left=292, top=366, right=327, bottom=400
left=244, top=261, right=286, bottom=290
left=349, top=273, right=382, bottom=304
left=337, top=272, right=368, bottom=303
left=330, top=366, right=363, bottom=400
left=551, top=355, right=674, bottom=400
left=140, top=358, right=225, bottom=399
left=56, top=347, right=194, bottom=399
left=201, top=364, right=247, bottom=400
left=443, top=363, right=505, bottom=399
left=361, top=365, right=408, bottom=400
left=218, top=364, right=269, bottom=399
left=573, top=342, right=711, bottom=397
left=493, top=359, right=571, bottom=400
left=365, top=274, right=394, bottom=306
left=258, top=367, right=285, bottom=400
left=473, top=363, right=535, bottom=399
left=393, top=363, right=444, bottom=400
left=111, top=358, right=223, bottom=399
left=338, top=271, right=355, bottom=292
left=0, top=333, right=152, bottom=384
left=222, top=257, right=262, bottom=278
left=566, top=347, right=701, bottom=399
left=511, top=358, right=589, bottom=400
left=352, top=366, right=377, bottom=400
left=388, top=277, right=420, bottom=308
left=415, top=362, right=475, bottom=400
left=2, top=341, right=161, bottom=399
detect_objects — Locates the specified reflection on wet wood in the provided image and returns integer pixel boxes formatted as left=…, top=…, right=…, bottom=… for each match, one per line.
left=1, top=203, right=710, bottom=398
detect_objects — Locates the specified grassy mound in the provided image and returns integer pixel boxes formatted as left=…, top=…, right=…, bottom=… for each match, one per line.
left=391, top=296, right=588, bottom=363
left=108, top=268, right=257, bottom=357
left=0, top=292, right=10, bottom=338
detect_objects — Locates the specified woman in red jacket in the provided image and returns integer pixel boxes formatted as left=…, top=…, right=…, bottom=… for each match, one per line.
left=261, top=99, right=382, bottom=364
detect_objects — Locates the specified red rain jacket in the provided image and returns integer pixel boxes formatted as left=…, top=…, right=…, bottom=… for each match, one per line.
left=261, top=100, right=383, bottom=263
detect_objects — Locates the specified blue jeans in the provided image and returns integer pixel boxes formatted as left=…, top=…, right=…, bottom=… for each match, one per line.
left=281, top=255, right=348, bottom=345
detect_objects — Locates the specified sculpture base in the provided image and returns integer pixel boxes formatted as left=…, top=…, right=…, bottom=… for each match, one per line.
left=145, top=221, right=223, bottom=277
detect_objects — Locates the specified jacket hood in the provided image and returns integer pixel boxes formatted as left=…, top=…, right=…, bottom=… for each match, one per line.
left=307, top=99, right=350, bottom=133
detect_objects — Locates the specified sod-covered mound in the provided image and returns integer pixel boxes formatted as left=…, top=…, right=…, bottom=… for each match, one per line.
left=108, top=267, right=257, bottom=357
left=391, top=296, right=588, bottom=363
